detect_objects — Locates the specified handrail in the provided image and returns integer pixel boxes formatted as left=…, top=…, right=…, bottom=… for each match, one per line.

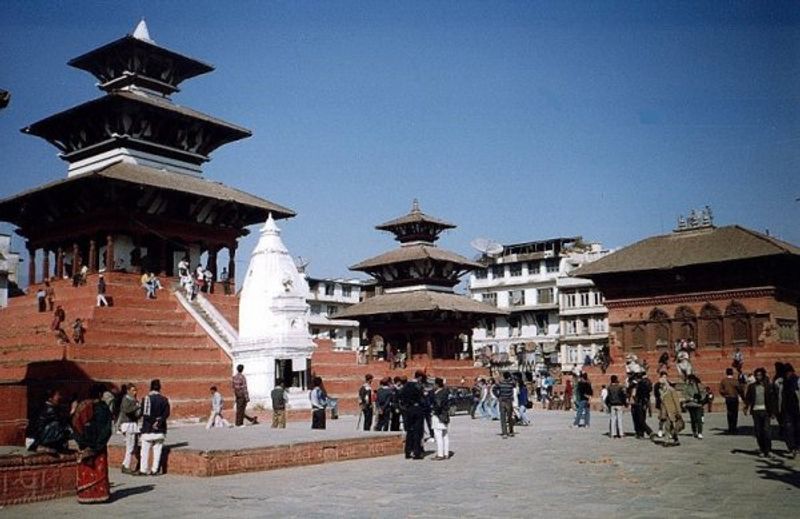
left=174, top=290, right=235, bottom=361
left=194, top=293, right=239, bottom=345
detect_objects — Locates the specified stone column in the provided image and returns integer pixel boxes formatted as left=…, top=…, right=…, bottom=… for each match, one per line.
left=105, top=235, right=114, bottom=272
left=88, top=240, right=97, bottom=273
left=26, top=243, right=36, bottom=287
left=56, top=248, right=64, bottom=279
left=41, top=249, right=50, bottom=282
left=426, top=338, right=433, bottom=360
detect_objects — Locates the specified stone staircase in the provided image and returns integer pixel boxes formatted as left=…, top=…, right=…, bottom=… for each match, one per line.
left=0, top=273, right=236, bottom=440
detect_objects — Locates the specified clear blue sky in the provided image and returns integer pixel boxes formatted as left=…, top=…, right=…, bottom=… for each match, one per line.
left=1, top=1, right=799, bottom=283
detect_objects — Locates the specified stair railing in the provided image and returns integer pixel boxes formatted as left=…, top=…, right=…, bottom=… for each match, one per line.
left=173, top=290, right=237, bottom=360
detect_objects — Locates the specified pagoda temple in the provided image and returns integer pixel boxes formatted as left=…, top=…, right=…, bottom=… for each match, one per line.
left=338, top=200, right=506, bottom=360
left=0, top=20, right=294, bottom=286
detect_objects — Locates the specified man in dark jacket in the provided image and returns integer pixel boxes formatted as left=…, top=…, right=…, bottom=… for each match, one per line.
left=779, top=364, right=800, bottom=458
left=605, top=375, right=627, bottom=439
left=631, top=373, right=654, bottom=439
left=139, top=379, right=170, bottom=475
left=358, top=374, right=374, bottom=432
left=494, top=372, right=516, bottom=439
left=374, top=378, right=393, bottom=431
left=744, top=368, right=777, bottom=458
left=572, top=373, right=593, bottom=428
left=27, top=388, right=70, bottom=453
left=399, top=372, right=425, bottom=459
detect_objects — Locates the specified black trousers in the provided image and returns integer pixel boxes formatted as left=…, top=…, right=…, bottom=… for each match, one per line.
left=404, top=407, right=424, bottom=458
left=235, top=396, right=253, bottom=426
left=376, top=409, right=390, bottom=431
left=783, top=413, right=800, bottom=452
left=311, top=408, right=326, bottom=429
left=362, top=407, right=373, bottom=431
left=470, top=398, right=479, bottom=418
left=687, top=406, right=703, bottom=435
left=752, top=410, right=771, bottom=454
left=631, top=403, right=653, bottom=437
left=725, top=397, right=739, bottom=433
left=390, top=409, right=401, bottom=431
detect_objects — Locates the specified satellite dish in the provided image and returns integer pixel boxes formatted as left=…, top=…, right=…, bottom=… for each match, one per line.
left=470, top=238, right=503, bottom=257
left=294, top=256, right=310, bottom=273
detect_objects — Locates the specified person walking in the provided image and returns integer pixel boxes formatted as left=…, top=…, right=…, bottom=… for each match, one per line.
left=205, top=386, right=231, bottom=428
left=572, top=372, right=593, bottom=428
left=96, top=275, right=109, bottom=307
left=605, top=375, right=627, bottom=438
left=46, top=279, right=57, bottom=311
left=117, top=384, right=142, bottom=474
left=310, top=376, right=328, bottom=429
left=683, top=374, right=707, bottom=439
left=139, top=379, right=170, bottom=476
left=779, top=364, right=799, bottom=459
left=271, top=379, right=288, bottom=429
left=431, top=377, right=451, bottom=460
left=374, top=378, right=393, bottom=431
left=358, top=374, right=374, bottom=432
left=718, top=368, right=743, bottom=435
left=563, top=377, right=574, bottom=412
left=232, top=364, right=259, bottom=427
left=494, top=372, right=516, bottom=439
left=631, top=373, right=654, bottom=439
left=517, top=376, right=531, bottom=426
left=389, top=377, right=403, bottom=431
left=658, top=372, right=684, bottom=446
left=744, top=367, right=777, bottom=458
left=399, top=372, right=425, bottom=459
left=72, top=383, right=113, bottom=504
left=469, top=378, right=483, bottom=419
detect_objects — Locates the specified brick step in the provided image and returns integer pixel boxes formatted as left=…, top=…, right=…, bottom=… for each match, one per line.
left=130, top=378, right=234, bottom=399
left=0, top=344, right=66, bottom=363
left=0, top=359, right=231, bottom=381
left=90, top=312, right=197, bottom=331
left=93, top=306, right=184, bottom=318
left=66, top=344, right=226, bottom=362
left=79, top=332, right=207, bottom=347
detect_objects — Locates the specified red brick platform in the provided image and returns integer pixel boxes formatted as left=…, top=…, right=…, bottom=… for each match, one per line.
left=0, top=450, right=77, bottom=506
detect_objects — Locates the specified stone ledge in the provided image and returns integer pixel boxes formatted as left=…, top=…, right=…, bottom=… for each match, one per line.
left=107, top=433, right=404, bottom=477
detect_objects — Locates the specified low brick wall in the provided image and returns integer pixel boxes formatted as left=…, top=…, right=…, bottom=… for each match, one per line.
left=0, top=451, right=77, bottom=506
left=108, top=434, right=404, bottom=477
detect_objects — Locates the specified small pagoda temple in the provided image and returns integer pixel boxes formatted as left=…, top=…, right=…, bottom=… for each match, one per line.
left=338, top=200, right=506, bottom=360
left=0, top=20, right=294, bottom=286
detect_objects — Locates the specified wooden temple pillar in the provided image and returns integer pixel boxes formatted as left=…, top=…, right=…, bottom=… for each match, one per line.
left=41, top=249, right=50, bottom=282
left=88, top=240, right=97, bottom=273
left=406, top=337, right=412, bottom=362
left=105, top=235, right=114, bottom=272
left=227, top=242, right=237, bottom=291
left=72, top=243, right=82, bottom=277
left=159, top=239, right=168, bottom=277
left=426, top=337, right=433, bottom=360
left=56, top=248, right=64, bottom=279
left=26, top=243, right=36, bottom=286
left=207, top=245, right=218, bottom=294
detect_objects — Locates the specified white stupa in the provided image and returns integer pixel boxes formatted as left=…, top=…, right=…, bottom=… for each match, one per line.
left=235, top=213, right=315, bottom=408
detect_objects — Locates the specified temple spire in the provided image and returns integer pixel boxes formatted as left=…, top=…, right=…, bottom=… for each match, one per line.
left=132, top=18, right=154, bottom=44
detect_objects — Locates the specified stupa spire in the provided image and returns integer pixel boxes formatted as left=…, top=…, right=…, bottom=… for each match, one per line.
left=132, top=18, right=154, bottom=44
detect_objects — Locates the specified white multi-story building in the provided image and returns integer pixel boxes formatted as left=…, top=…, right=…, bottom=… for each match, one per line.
left=557, top=244, right=611, bottom=371
left=468, top=237, right=610, bottom=371
left=306, top=276, right=367, bottom=350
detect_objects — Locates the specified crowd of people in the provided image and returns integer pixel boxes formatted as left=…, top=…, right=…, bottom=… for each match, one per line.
left=24, top=379, right=171, bottom=503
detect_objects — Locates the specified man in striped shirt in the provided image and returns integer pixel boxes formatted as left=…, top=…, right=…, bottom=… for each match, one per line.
left=494, top=372, right=516, bottom=438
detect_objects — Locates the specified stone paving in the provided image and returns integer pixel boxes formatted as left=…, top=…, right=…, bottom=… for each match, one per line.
left=3, top=411, right=798, bottom=518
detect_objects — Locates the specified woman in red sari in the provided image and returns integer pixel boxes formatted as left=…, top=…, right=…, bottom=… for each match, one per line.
left=72, top=383, right=113, bottom=504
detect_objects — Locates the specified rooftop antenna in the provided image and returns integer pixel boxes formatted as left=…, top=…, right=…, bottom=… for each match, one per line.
left=470, top=237, right=503, bottom=258
left=294, top=255, right=310, bottom=274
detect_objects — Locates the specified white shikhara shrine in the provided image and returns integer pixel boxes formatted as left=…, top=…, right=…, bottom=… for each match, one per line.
left=236, top=214, right=315, bottom=408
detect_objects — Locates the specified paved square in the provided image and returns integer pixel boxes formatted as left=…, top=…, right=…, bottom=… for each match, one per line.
left=4, top=411, right=798, bottom=518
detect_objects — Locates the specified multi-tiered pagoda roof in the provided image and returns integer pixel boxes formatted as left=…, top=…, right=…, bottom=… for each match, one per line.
left=1, top=20, right=293, bottom=285
left=339, top=201, right=504, bottom=360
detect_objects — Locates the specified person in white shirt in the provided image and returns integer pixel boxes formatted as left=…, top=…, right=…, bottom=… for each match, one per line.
left=206, top=386, right=231, bottom=428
